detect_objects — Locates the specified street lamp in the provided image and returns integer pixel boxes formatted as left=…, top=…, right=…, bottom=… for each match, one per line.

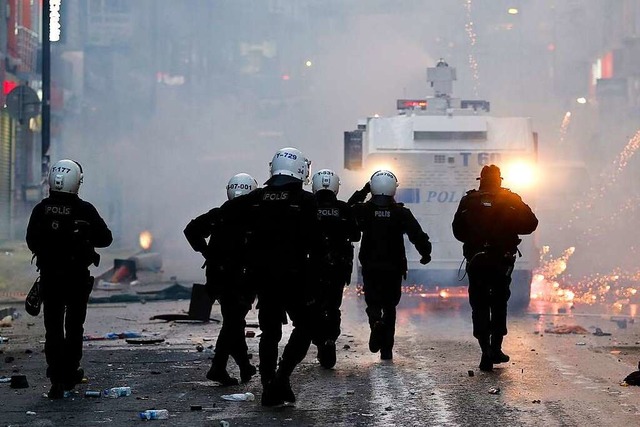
left=508, top=8, right=519, bottom=15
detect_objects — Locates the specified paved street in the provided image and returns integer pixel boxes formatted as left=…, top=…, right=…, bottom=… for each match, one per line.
left=2, top=293, right=640, bottom=426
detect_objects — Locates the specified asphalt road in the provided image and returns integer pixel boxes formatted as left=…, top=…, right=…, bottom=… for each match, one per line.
left=1, top=293, right=640, bottom=426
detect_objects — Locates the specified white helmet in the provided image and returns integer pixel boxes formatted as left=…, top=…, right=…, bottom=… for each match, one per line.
left=370, top=170, right=398, bottom=196
left=226, top=173, right=258, bottom=200
left=269, top=147, right=311, bottom=184
left=311, top=169, right=340, bottom=194
left=48, top=159, right=83, bottom=194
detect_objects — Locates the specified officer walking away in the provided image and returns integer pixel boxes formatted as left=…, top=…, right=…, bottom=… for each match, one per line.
left=26, top=160, right=112, bottom=399
left=245, top=147, right=323, bottom=406
left=452, top=164, right=538, bottom=372
left=183, top=173, right=259, bottom=386
left=348, top=170, right=432, bottom=360
left=310, top=169, right=360, bottom=369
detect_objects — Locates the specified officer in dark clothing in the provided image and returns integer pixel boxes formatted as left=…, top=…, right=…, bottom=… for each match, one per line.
left=184, top=173, right=259, bottom=386
left=243, top=147, right=323, bottom=406
left=310, top=169, right=360, bottom=369
left=26, top=160, right=112, bottom=399
left=349, top=170, right=432, bottom=360
left=452, top=164, right=538, bottom=372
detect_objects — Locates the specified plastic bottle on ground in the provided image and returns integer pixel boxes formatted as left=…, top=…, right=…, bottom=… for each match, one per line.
left=220, top=392, right=255, bottom=401
left=138, top=409, right=169, bottom=420
left=103, top=386, right=132, bottom=398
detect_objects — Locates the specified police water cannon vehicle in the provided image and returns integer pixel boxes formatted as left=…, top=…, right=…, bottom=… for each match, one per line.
left=344, top=59, right=538, bottom=310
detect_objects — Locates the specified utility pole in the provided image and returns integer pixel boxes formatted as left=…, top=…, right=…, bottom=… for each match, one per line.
left=42, top=0, right=51, bottom=176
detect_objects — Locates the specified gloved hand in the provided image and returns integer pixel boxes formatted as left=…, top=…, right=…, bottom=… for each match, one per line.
left=419, top=255, right=431, bottom=265
left=362, top=182, right=371, bottom=193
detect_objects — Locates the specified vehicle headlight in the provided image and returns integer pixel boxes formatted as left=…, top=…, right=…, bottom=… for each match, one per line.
left=502, top=161, right=536, bottom=189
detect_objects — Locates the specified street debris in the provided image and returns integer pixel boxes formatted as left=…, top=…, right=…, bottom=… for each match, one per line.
left=0, top=376, right=10, bottom=383
left=468, top=370, right=474, bottom=377
left=4, top=356, right=15, bottom=363
left=85, top=390, right=101, bottom=398
left=245, top=330, right=255, bottom=338
left=196, top=344, right=204, bottom=352
left=10, top=375, right=29, bottom=389
left=576, top=342, right=586, bottom=346
left=532, top=399, right=541, bottom=404
left=221, top=392, right=255, bottom=402
left=103, top=386, right=132, bottom=398
left=0, top=307, right=17, bottom=319
left=593, top=327, right=612, bottom=336
left=190, top=404, right=203, bottom=411
left=83, top=331, right=142, bottom=341
left=611, top=317, right=628, bottom=329
left=138, top=409, right=169, bottom=420
left=26, top=411, right=36, bottom=416
left=622, top=362, right=640, bottom=386
left=0, top=315, right=13, bottom=327
left=220, top=421, right=230, bottom=427
left=150, top=314, right=219, bottom=323
left=544, top=325, right=589, bottom=334
left=488, top=386, right=501, bottom=395
left=126, top=337, right=165, bottom=345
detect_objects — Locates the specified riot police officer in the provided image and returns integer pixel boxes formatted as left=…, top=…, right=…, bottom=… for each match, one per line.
left=452, top=164, right=538, bottom=371
left=349, top=170, right=432, bottom=360
left=310, top=169, right=360, bottom=369
left=26, top=160, right=112, bottom=399
left=243, top=147, right=323, bottom=406
left=184, top=173, right=259, bottom=386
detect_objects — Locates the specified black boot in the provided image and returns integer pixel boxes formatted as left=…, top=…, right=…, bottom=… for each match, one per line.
left=380, top=347, right=393, bottom=360
left=239, top=363, right=257, bottom=383
left=261, top=380, right=284, bottom=407
left=63, top=367, right=85, bottom=391
left=48, top=383, right=65, bottom=399
left=207, top=352, right=239, bottom=386
left=478, top=337, right=493, bottom=372
left=318, top=339, right=337, bottom=369
left=273, top=371, right=295, bottom=403
left=206, top=367, right=239, bottom=386
left=491, top=335, right=510, bottom=364
left=369, top=321, right=384, bottom=353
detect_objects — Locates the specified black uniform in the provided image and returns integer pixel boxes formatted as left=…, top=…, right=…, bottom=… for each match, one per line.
left=26, top=191, right=112, bottom=396
left=244, top=176, right=323, bottom=406
left=184, top=196, right=256, bottom=385
left=452, top=175, right=538, bottom=370
left=313, top=189, right=360, bottom=367
left=349, top=188, right=431, bottom=359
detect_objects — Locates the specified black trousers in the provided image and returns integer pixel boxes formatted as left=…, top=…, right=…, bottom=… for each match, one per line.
left=314, top=271, right=346, bottom=344
left=466, top=257, right=512, bottom=341
left=362, top=268, right=403, bottom=350
left=257, top=272, right=317, bottom=384
left=40, top=269, right=92, bottom=385
left=213, top=284, right=256, bottom=369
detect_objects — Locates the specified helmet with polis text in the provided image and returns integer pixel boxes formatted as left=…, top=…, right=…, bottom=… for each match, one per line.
left=369, top=170, right=398, bottom=196
left=311, top=169, right=340, bottom=194
left=226, top=173, right=258, bottom=200
left=48, top=159, right=83, bottom=194
left=269, top=147, right=311, bottom=184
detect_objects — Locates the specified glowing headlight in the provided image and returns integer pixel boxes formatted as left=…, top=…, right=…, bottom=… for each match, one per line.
left=502, top=161, right=536, bottom=189
left=139, top=230, right=153, bottom=251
